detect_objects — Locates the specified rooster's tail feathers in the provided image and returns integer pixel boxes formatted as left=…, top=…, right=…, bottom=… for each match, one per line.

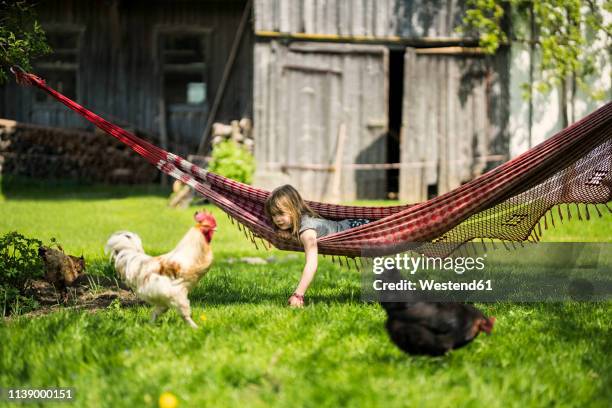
left=105, top=231, right=144, bottom=258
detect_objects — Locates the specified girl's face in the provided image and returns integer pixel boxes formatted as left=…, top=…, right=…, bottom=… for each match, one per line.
left=271, top=210, right=292, bottom=230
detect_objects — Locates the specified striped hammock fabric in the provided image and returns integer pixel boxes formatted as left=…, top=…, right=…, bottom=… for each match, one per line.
left=12, top=70, right=612, bottom=258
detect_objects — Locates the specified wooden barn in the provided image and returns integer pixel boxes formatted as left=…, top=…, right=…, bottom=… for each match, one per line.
left=1, top=0, right=512, bottom=202
left=1, top=0, right=254, bottom=158
left=252, top=0, right=509, bottom=202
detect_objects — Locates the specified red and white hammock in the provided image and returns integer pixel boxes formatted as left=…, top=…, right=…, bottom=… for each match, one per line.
left=12, top=69, right=612, bottom=258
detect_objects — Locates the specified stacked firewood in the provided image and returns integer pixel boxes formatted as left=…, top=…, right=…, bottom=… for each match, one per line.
left=211, top=118, right=253, bottom=152
left=0, top=119, right=159, bottom=183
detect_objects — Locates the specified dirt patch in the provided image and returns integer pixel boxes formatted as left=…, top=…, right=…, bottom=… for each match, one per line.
left=8, top=274, right=145, bottom=319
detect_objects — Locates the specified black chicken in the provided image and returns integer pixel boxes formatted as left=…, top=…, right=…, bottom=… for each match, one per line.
left=379, top=268, right=495, bottom=356
left=381, top=301, right=495, bottom=356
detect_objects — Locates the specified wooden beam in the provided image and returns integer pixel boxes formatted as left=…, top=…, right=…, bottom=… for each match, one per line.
left=35, top=62, right=79, bottom=71
left=326, top=123, right=347, bottom=202
left=282, top=64, right=342, bottom=75
left=288, top=42, right=388, bottom=55
left=256, top=31, right=481, bottom=47
left=267, top=155, right=506, bottom=172
left=197, top=0, right=252, bottom=155
left=415, top=47, right=485, bottom=55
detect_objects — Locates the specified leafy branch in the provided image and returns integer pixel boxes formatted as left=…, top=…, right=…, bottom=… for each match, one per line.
left=0, top=1, right=51, bottom=84
left=458, top=0, right=611, bottom=102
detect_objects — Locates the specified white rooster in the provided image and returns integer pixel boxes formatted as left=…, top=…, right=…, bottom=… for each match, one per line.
left=105, top=211, right=216, bottom=328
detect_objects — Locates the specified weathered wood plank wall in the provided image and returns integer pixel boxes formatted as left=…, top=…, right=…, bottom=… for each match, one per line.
left=254, top=0, right=466, bottom=38
left=400, top=49, right=490, bottom=202
left=0, top=0, right=253, bottom=155
left=253, top=0, right=506, bottom=202
left=254, top=41, right=389, bottom=201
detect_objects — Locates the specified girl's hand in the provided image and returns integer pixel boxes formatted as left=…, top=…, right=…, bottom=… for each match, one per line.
left=288, top=293, right=304, bottom=308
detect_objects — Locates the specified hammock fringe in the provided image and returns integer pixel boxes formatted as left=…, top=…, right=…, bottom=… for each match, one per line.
left=550, top=208, right=556, bottom=228
left=250, top=231, right=259, bottom=251
left=263, top=238, right=271, bottom=251
left=480, top=238, right=487, bottom=252
left=537, top=220, right=542, bottom=238
left=252, top=237, right=260, bottom=251
left=594, top=204, right=603, bottom=218
left=585, top=204, right=590, bottom=221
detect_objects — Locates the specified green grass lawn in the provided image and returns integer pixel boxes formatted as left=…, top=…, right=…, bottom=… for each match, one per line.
left=1, top=181, right=610, bottom=407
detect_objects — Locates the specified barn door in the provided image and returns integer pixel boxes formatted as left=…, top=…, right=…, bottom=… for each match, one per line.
left=399, top=48, right=490, bottom=203
left=157, top=29, right=211, bottom=156
left=269, top=42, right=388, bottom=201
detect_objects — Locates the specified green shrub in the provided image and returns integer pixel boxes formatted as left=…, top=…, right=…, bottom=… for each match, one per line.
left=0, top=231, right=44, bottom=316
left=208, top=140, right=255, bottom=185
left=0, top=285, right=39, bottom=316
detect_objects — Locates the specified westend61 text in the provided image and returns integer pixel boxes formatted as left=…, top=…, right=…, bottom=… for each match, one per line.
left=373, top=279, right=493, bottom=291
left=372, top=254, right=486, bottom=275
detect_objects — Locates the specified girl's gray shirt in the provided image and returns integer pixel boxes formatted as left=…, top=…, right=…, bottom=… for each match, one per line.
left=299, top=214, right=354, bottom=238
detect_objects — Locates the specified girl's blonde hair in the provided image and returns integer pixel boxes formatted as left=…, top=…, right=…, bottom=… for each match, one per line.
left=264, top=185, right=318, bottom=237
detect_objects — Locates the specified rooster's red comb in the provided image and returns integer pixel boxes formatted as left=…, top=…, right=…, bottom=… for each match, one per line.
left=194, top=210, right=215, bottom=224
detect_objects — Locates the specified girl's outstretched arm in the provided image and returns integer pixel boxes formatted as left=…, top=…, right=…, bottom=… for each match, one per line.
left=289, top=229, right=318, bottom=306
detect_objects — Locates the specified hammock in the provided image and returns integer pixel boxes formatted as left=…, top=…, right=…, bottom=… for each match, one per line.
left=12, top=69, right=612, bottom=259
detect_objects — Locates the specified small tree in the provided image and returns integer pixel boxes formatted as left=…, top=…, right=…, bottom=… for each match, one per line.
left=0, top=1, right=51, bottom=84
left=459, top=0, right=611, bottom=126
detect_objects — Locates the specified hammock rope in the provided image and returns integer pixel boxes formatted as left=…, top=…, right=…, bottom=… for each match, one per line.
left=11, top=69, right=612, bottom=257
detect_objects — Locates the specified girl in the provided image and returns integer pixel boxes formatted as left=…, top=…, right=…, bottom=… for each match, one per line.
left=264, top=185, right=370, bottom=307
